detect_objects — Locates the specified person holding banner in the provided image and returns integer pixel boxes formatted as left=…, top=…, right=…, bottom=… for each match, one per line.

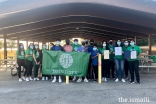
left=16, top=43, right=27, bottom=82
left=63, top=39, right=73, bottom=52
left=33, top=43, right=40, bottom=81
left=76, top=40, right=89, bottom=83
left=51, top=39, right=64, bottom=83
left=127, top=39, right=142, bottom=84
left=114, top=40, right=126, bottom=82
left=49, top=43, right=54, bottom=50
left=72, top=39, right=81, bottom=81
left=25, top=43, right=34, bottom=82
left=108, top=39, right=115, bottom=79
left=123, top=40, right=130, bottom=80
left=72, top=39, right=81, bottom=52
left=98, top=41, right=109, bottom=82
left=40, top=43, right=49, bottom=81
left=91, top=44, right=100, bottom=82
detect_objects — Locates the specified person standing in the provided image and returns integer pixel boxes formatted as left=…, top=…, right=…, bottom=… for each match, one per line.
left=98, top=40, right=109, bottom=82
left=51, top=39, right=64, bottom=83
left=127, top=39, right=142, bottom=84
left=76, top=40, right=89, bottom=83
left=33, top=43, right=40, bottom=81
left=40, top=43, right=49, bottom=81
left=108, top=39, right=115, bottom=79
left=72, top=39, right=81, bottom=81
left=123, top=40, right=130, bottom=80
left=63, top=39, right=73, bottom=52
left=16, top=43, right=27, bottom=82
left=114, top=40, right=125, bottom=82
left=91, top=44, right=100, bottom=82
left=25, top=43, right=34, bottom=81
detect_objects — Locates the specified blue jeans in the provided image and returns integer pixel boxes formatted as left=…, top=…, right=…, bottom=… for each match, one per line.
left=115, top=58, right=124, bottom=78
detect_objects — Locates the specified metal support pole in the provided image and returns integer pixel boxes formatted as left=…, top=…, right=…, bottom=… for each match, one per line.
left=148, top=34, right=152, bottom=55
left=26, top=39, right=28, bottom=48
left=98, top=54, right=102, bottom=83
left=66, top=76, right=69, bottom=84
left=135, top=36, right=137, bottom=45
left=3, top=34, right=7, bottom=59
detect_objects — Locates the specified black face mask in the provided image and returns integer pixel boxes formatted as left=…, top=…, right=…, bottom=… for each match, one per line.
left=82, top=43, right=85, bottom=46
left=90, top=43, right=93, bottom=45
left=66, top=42, right=70, bottom=45
left=110, top=42, right=113, bottom=44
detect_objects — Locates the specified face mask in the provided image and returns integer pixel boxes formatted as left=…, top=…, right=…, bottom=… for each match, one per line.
left=103, top=44, right=106, bottom=47
left=130, top=42, right=135, bottom=46
left=20, top=46, right=23, bottom=48
left=90, top=42, right=93, bottom=45
left=35, top=46, right=38, bottom=49
left=43, top=46, right=47, bottom=49
left=117, top=42, right=121, bottom=45
left=56, top=41, right=60, bottom=45
left=74, top=42, right=78, bottom=45
left=93, top=48, right=97, bottom=51
left=82, top=43, right=85, bottom=46
left=30, top=46, right=33, bottom=49
left=124, top=42, right=128, bottom=46
left=110, top=41, right=113, bottom=44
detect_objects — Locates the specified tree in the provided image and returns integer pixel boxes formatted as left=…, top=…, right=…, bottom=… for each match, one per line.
left=7, top=39, right=17, bottom=51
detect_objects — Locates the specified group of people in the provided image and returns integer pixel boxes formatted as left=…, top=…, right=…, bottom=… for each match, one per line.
left=16, top=38, right=142, bottom=84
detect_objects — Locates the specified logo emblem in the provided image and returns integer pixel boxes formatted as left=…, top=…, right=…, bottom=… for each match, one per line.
left=59, top=54, right=73, bottom=68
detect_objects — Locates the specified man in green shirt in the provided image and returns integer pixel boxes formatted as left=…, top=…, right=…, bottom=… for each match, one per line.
left=127, top=39, right=142, bottom=84
left=71, top=39, right=81, bottom=52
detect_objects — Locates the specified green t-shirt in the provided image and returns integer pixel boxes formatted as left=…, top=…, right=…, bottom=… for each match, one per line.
left=109, top=45, right=115, bottom=61
left=123, top=46, right=129, bottom=51
left=114, top=47, right=124, bottom=60
left=127, top=45, right=142, bottom=61
left=150, top=56, right=156, bottom=63
left=33, top=50, right=39, bottom=59
left=25, top=48, right=33, bottom=61
left=71, top=44, right=81, bottom=52
left=98, top=47, right=106, bottom=59
left=16, top=50, right=25, bottom=59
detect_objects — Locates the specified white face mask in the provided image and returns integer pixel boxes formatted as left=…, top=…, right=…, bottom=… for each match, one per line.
left=103, top=44, right=106, bottom=47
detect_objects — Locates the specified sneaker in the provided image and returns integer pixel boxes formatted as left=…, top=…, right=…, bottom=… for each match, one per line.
left=72, top=76, right=76, bottom=81
left=104, top=78, right=107, bottom=82
left=19, top=78, right=22, bottom=82
left=29, top=77, right=33, bottom=81
left=36, top=78, right=39, bottom=81
left=129, top=79, right=131, bottom=82
left=136, top=81, right=140, bottom=84
left=125, top=77, right=129, bottom=80
left=102, top=77, right=105, bottom=82
left=84, top=78, right=88, bottom=82
left=59, top=78, right=62, bottom=83
left=33, top=78, right=37, bottom=81
left=21, top=76, right=26, bottom=80
left=122, top=78, right=126, bottom=82
left=46, top=77, right=48, bottom=81
left=94, top=79, right=97, bottom=82
left=52, top=78, right=56, bottom=83
left=115, top=78, right=119, bottom=82
left=130, top=81, right=135, bottom=84
left=76, top=78, right=82, bottom=83
left=26, top=77, right=29, bottom=82
left=42, top=77, right=45, bottom=81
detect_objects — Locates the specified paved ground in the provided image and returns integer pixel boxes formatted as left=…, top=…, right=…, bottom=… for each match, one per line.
left=0, top=68, right=156, bottom=104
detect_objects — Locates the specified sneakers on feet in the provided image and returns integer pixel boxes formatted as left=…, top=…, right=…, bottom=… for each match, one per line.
left=52, top=78, right=56, bottom=83
left=21, top=76, right=26, bottom=81
left=125, top=77, right=128, bottom=80
left=26, top=77, right=29, bottom=82
left=136, top=81, right=140, bottom=84
left=76, top=78, right=82, bottom=83
left=29, top=77, right=33, bottom=81
left=72, top=76, right=76, bottom=81
left=104, top=78, right=107, bottom=82
left=36, top=78, right=39, bottom=81
left=102, top=77, right=105, bottom=82
left=19, top=78, right=22, bottom=82
left=84, top=78, right=88, bottom=82
left=46, top=77, right=48, bottom=81
left=130, top=81, right=135, bottom=84
left=115, top=78, right=119, bottom=82
left=42, top=77, right=45, bottom=81
left=59, top=78, right=62, bottom=83
left=122, top=78, right=126, bottom=82
left=94, top=79, right=97, bottom=82
left=33, top=78, right=37, bottom=81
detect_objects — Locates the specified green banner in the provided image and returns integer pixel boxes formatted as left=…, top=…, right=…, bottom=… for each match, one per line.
left=42, top=50, right=90, bottom=76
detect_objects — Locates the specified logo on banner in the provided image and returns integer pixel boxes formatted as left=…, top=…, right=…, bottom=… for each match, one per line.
left=59, top=54, right=73, bottom=68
